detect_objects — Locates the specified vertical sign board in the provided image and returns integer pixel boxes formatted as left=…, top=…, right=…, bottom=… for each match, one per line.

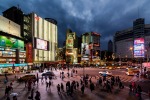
left=26, top=43, right=33, bottom=63
left=134, top=38, right=145, bottom=58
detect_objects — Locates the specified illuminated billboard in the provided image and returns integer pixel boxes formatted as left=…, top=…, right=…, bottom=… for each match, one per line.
left=66, top=38, right=73, bottom=48
left=0, top=16, right=20, bottom=37
left=81, top=43, right=90, bottom=56
left=35, top=38, right=49, bottom=50
left=134, top=38, right=144, bottom=58
left=0, top=36, right=24, bottom=49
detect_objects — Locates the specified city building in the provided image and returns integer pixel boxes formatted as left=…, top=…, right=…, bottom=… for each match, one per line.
left=24, top=13, right=58, bottom=68
left=108, top=40, right=113, bottom=53
left=0, top=15, right=26, bottom=74
left=65, top=29, right=78, bottom=64
left=81, top=32, right=101, bottom=65
left=114, top=18, right=150, bottom=61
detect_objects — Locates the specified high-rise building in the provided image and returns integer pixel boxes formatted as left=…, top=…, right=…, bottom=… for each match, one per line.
left=108, top=40, right=113, bottom=52
left=114, top=18, right=150, bottom=61
left=82, top=32, right=101, bottom=65
left=65, top=29, right=78, bottom=64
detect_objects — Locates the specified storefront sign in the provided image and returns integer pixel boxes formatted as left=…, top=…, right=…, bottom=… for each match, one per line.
left=28, top=63, right=33, bottom=65
left=0, top=64, right=13, bottom=68
left=0, top=36, right=24, bottom=49
left=26, top=43, right=33, bottom=63
left=14, top=63, right=27, bottom=67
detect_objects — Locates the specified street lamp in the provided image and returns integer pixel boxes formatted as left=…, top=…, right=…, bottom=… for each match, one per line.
left=129, top=47, right=133, bottom=63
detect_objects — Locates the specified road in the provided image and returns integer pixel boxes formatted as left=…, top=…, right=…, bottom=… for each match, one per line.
left=75, top=67, right=150, bottom=93
left=0, top=68, right=149, bottom=100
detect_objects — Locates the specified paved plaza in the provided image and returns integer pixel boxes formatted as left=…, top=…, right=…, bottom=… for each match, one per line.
left=0, top=69, right=150, bottom=100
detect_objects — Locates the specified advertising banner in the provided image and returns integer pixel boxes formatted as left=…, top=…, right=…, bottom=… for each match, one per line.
left=26, top=43, right=33, bottom=63
left=0, top=36, right=24, bottom=49
left=134, top=38, right=145, bottom=58
left=35, top=38, right=48, bottom=50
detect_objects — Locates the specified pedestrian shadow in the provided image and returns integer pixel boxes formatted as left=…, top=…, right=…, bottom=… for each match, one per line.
left=113, top=89, right=121, bottom=95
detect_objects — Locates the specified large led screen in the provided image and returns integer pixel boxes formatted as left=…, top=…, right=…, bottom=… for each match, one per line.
left=134, top=38, right=144, bottom=58
left=35, top=38, right=49, bottom=50
left=81, top=43, right=90, bottom=56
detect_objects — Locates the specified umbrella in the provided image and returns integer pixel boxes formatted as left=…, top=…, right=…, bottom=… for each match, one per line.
left=10, top=93, right=18, bottom=96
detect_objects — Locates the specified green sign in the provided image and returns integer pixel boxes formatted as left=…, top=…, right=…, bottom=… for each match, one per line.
left=0, top=36, right=24, bottom=49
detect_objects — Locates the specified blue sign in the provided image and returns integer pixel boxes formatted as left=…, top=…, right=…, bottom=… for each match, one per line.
left=0, top=64, right=13, bottom=68
left=14, top=63, right=27, bottom=67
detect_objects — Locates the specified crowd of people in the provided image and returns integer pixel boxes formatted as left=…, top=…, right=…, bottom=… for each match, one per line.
left=3, top=66, right=147, bottom=100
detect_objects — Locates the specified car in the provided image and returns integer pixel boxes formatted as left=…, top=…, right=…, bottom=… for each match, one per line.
left=108, top=66, right=116, bottom=70
left=126, top=71, right=135, bottom=76
left=99, top=71, right=112, bottom=76
left=42, top=71, right=55, bottom=76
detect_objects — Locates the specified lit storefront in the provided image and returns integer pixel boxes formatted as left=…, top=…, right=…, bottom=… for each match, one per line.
left=0, top=16, right=26, bottom=74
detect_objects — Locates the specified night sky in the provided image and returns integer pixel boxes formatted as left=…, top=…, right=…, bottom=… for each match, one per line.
left=0, top=0, right=150, bottom=50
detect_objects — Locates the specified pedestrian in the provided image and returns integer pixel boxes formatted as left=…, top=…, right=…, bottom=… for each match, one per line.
left=76, top=70, right=78, bottom=74
left=76, top=81, right=79, bottom=89
left=46, top=81, right=48, bottom=91
left=36, top=78, right=39, bottom=85
left=128, top=84, right=132, bottom=96
left=90, top=82, right=95, bottom=92
left=35, top=91, right=41, bottom=100
left=49, top=80, right=51, bottom=89
left=60, top=72, right=62, bottom=78
left=61, top=83, right=64, bottom=92
left=28, top=88, right=34, bottom=100
left=57, top=84, right=61, bottom=95
left=13, top=96, right=17, bottom=100
left=5, top=86, right=9, bottom=96
left=6, top=96, right=10, bottom=100
left=41, top=76, right=44, bottom=83
left=66, top=85, right=70, bottom=96
left=137, top=85, right=142, bottom=99
left=81, top=84, right=85, bottom=94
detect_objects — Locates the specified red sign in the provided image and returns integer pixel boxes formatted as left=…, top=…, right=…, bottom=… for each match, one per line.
left=26, top=43, right=33, bottom=63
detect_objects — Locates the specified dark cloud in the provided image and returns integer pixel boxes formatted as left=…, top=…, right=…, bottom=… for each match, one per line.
left=0, top=0, right=150, bottom=50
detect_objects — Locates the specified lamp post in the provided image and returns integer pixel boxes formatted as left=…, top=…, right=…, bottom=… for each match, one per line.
left=129, top=47, right=133, bottom=65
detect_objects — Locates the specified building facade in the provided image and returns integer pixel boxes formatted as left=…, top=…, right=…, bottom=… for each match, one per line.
left=114, top=18, right=150, bottom=61
left=82, top=32, right=101, bottom=65
left=24, top=13, right=58, bottom=68
left=0, top=16, right=26, bottom=74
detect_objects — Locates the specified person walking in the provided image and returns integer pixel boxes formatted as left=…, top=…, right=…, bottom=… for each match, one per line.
left=49, top=80, right=51, bottom=90
left=46, top=81, right=49, bottom=91
left=81, top=84, right=85, bottom=94
left=35, top=91, right=41, bottom=100
left=90, top=82, right=95, bottom=92
left=28, top=88, right=34, bottom=100
left=57, top=84, right=61, bottom=95
left=61, top=83, right=64, bottom=92
left=76, top=81, right=79, bottom=89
